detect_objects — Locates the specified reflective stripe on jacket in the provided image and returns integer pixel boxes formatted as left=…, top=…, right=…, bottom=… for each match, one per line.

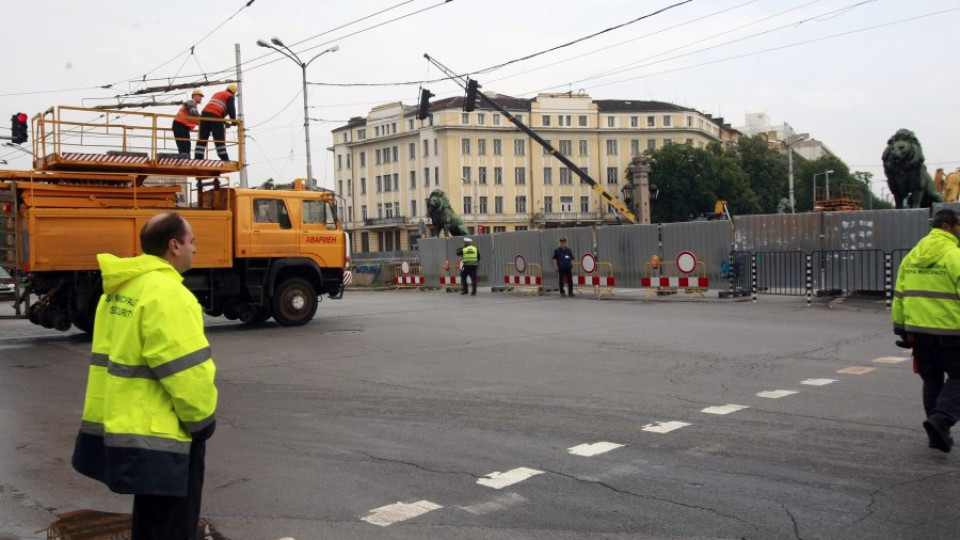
left=202, top=90, right=236, bottom=119
left=892, top=228, right=960, bottom=336
left=461, top=245, right=479, bottom=265
left=72, top=253, right=217, bottom=496
left=173, top=101, right=200, bottom=129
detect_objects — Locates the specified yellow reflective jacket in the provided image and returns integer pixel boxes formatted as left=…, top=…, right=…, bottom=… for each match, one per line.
left=72, top=253, right=217, bottom=496
left=460, top=245, right=479, bottom=265
left=892, top=228, right=960, bottom=336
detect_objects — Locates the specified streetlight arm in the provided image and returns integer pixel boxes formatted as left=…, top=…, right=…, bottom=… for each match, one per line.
left=258, top=40, right=302, bottom=66
left=305, top=46, right=340, bottom=69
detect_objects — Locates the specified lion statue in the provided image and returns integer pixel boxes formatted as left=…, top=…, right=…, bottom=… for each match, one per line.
left=882, top=128, right=941, bottom=209
left=945, top=169, right=960, bottom=203
left=427, top=189, right=468, bottom=237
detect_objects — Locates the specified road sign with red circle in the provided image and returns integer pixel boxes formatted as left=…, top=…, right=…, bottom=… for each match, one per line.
left=676, top=251, right=697, bottom=274
left=581, top=253, right=596, bottom=274
left=400, top=259, right=411, bottom=275
left=515, top=254, right=527, bottom=274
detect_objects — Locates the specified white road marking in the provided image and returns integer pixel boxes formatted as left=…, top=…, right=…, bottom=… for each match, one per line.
left=701, top=404, right=749, bottom=415
left=641, top=421, right=691, bottom=433
left=757, top=390, right=798, bottom=399
left=568, top=441, right=625, bottom=456
left=837, top=366, right=875, bottom=375
left=874, top=356, right=909, bottom=364
left=801, top=378, right=837, bottom=386
left=459, top=492, right=528, bottom=515
left=477, top=467, right=544, bottom=489
left=361, top=500, right=443, bottom=527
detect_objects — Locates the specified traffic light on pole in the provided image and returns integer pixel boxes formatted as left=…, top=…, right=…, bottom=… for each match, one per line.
left=10, top=113, right=28, bottom=144
left=464, top=79, right=480, bottom=112
left=417, top=88, right=434, bottom=120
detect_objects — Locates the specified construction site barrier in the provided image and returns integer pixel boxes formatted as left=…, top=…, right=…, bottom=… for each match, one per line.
left=572, top=259, right=615, bottom=299
left=640, top=260, right=709, bottom=298
left=393, top=260, right=424, bottom=290
left=439, top=268, right=462, bottom=292
left=504, top=262, right=543, bottom=295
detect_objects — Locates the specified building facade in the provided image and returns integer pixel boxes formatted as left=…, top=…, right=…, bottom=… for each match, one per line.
left=331, top=93, right=736, bottom=253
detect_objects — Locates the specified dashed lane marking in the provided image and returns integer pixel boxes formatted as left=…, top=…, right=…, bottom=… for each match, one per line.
left=837, top=366, right=875, bottom=375
left=361, top=500, right=443, bottom=527
left=459, top=492, right=528, bottom=515
left=701, top=404, right=749, bottom=415
left=641, top=421, right=691, bottom=433
left=477, top=467, right=545, bottom=489
left=568, top=441, right=625, bottom=456
left=757, top=390, right=799, bottom=399
left=874, top=356, right=909, bottom=364
left=801, top=378, right=837, bottom=386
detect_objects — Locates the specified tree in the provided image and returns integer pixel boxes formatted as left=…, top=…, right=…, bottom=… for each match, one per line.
left=737, top=135, right=789, bottom=214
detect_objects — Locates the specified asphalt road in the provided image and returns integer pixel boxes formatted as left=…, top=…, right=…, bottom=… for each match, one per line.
left=0, top=290, right=956, bottom=540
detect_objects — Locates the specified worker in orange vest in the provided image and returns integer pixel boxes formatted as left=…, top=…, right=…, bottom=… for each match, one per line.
left=172, top=89, right=204, bottom=156
left=194, top=84, right=237, bottom=161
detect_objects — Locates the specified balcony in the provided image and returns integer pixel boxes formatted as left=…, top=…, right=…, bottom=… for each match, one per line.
left=534, top=212, right=606, bottom=224
left=363, top=216, right=410, bottom=228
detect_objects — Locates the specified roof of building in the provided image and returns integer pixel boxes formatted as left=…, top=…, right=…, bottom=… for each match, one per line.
left=594, top=99, right=695, bottom=113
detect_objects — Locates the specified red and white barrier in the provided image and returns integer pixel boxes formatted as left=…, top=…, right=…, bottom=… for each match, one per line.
left=575, top=275, right=615, bottom=287
left=641, top=276, right=709, bottom=288
left=394, top=276, right=425, bottom=285
left=504, top=275, right=542, bottom=285
left=440, top=276, right=462, bottom=285
left=63, top=152, right=148, bottom=164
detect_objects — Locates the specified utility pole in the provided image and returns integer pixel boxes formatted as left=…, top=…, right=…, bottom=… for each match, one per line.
left=235, top=44, right=248, bottom=188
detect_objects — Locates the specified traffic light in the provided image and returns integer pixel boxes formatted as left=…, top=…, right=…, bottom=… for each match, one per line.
left=464, top=79, right=480, bottom=112
left=10, top=113, right=28, bottom=144
left=417, top=88, right=434, bottom=120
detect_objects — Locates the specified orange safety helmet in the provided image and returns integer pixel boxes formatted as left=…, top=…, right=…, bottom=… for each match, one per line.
left=651, top=255, right=660, bottom=269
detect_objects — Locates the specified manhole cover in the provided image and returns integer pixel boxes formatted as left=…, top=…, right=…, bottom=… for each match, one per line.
left=46, top=509, right=228, bottom=540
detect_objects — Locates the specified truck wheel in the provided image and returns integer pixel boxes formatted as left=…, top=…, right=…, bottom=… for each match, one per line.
left=271, top=278, right=317, bottom=327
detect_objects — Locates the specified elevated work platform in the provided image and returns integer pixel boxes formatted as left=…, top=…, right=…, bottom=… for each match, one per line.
left=30, top=106, right=243, bottom=177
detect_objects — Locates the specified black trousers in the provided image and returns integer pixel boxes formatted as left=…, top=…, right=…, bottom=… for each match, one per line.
left=171, top=122, right=192, bottom=155
left=131, top=439, right=206, bottom=540
left=558, top=267, right=573, bottom=295
left=461, top=265, right=478, bottom=294
left=194, top=116, right=229, bottom=161
left=913, top=334, right=960, bottom=426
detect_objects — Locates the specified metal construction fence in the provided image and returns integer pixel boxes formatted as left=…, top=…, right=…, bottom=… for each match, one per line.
left=392, top=205, right=960, bottom=300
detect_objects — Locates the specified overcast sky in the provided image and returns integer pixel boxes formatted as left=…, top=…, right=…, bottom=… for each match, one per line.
left=3, top=0, right=958, bottom=201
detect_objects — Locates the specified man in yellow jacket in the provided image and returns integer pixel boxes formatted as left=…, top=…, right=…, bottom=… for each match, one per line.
left=73, top=212, right=217, bottom=539
left=893, top=208, right=960, bottom=453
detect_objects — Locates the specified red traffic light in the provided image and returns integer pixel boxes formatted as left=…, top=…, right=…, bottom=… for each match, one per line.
left=16, top=113, right=27, bottom=123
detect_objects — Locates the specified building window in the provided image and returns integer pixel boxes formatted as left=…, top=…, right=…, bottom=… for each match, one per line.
left=346, top=154, right=351, bottom=168
left=542, top=114, right=551, bottom=127
left=392, top=146, right=398, bottom=162
left=514, top=167, right=526, bottom=185
left=495, top=196, right=503, bottom=214
left=493, top=139, right=502, bottom=155
left=515, top=196, right=527, bottom=213
left=409, top=143, right=416, bottom=159
left=560, top=167, right=572, bottom=185
left=663, top=115, right=672, bottom=127
left=516, top=114, right=524, bottom=123
left=361, top=178, right=367, bottom=194
left=338, top=180, right=343, bottom=193
left=664, top=138, right=673, bottom=146
left=515, top=226, right=528, bottom=232
left=347, top=179, right=353, bottom=195
left=435, top=166, right=439, bottom=183
left=408, top=119, right=414, bottom=130
left=578, top=115, right=587, bottom=127
left=423, top=140, right=430, bottom=157
left=393, top=173, right=399, bottom=191
left=394, top=201, right=399, bottom=216
left=375, top=149, right=382, bottom=165
left=337, top=155, right=342, bottom=170
left=461, top=113, right=469, bottom=124
left=358, top=129, right=366, bottom=140
left=560, top=196, right=573, bottom=212
left=493, top=114, right=501, bottom=125
left=579, top=140, right=589, bottom=156
left=477, top=113, right=485, bottom=125
left=647, top=116, right=655, bottom=127
left=411, top=200, right=417, bottom=217
left=544, top=196, right=553, bottom=213
left=424, top=168, right=430, bottom=187
left=543, top=140, right=552, bottom=156
left=376, top=176, right=382, bottom=193
left=477, top=138, right=486, bottom=155
left=687, top=115, right=694, bottom=127
left=631, top=139, right=640, bottom=156
left=410, top=170, right=416, bottom=188
left=361, top=231, right=369, bottom=252
left=461, top=138, right=471, bottom=155
left=478, top=166, right=488, bottom=184
left=559, top=140, right=572, bottom=155
left=463, top=196, right=472, bottom=214
left=607, top=116, right=615, bottom=128
left=580, top=167, right=589, bottom=184
left=362, top=205, right=368, bottom=220
left=377, top=203, right=383, bottom=219
left=494, top=226, right=506, bottom=233
left=647, top=139, right=657, bottom=150
left=360, top=151, right=366, bottom=167
left=606, top=140, right=618, bottom=155
left=494, top=166, right=503, bottom=185
left=607, top=167, right=619, bottom=185
left=543, top=167, right=553, bottom=185
left=479, top=196, right=488, bottom=213
left=463, top=166, right=471, bottom=182
left=580, top=196, right=590, bottom=212
left=631, top=116, right=638, bottom=127
left=514, top=139, right=525, bottom=156
left=433, top=139, right=438, bottom=155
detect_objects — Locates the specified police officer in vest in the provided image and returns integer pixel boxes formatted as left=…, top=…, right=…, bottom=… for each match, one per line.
left=73, top=212, right=217, bottom=539
left=456, top=237, right=480, bottom=295
left=893, top=208, right=960, bottom=452
left=171, top=89, right=204, bottom=156
left=194, top=83, right=237, bottom=161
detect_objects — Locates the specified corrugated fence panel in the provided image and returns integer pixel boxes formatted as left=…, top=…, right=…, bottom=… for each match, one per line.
left=494, top=230, right=544, bottom=285
left=734, top=213, right=820, bottom=252
left=821, top=209, right=928, bottom=251
left=596, top=224, right=660, bottom=288
left=662, top=221, right=732, bottom=285
left=539, top=227, right=594, bottom=290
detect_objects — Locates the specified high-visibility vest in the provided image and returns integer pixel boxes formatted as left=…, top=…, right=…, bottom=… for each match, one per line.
left=893, top=228, right=960, bottom=336
left=173, top=101, right=200, bottom=129
left=72, top=253, right=217, bottom=496
left=462, top=245, right=479, bottom=265
left=202, top=90, right=234, bottom=118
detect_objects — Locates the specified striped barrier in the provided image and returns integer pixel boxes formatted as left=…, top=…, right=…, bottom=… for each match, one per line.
left=640, top=276, right=708, bottom=288
left=63, top=152, right=148, bottom=164
left=576, top=275, right=615, bottom=287
left=504, top=275, right=542, bottom=285
left=394, top=276, right=425, bottom=285
left=503, top=259, right=543, bottom=295
left=641, top=254, right=709, bottom=299
left=393, top=259, right=424, bottom=290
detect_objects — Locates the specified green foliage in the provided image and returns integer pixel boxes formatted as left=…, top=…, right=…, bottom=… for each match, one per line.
left=736, top=135, right=789, bottom=213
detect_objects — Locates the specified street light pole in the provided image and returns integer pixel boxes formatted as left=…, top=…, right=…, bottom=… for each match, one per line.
left=257, top=38, right=339, bottom=189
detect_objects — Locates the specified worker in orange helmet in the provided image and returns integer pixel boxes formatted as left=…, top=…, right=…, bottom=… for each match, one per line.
left=194, top=84, right=238, bottom=161
left=171, top=89, right=204, bottom=156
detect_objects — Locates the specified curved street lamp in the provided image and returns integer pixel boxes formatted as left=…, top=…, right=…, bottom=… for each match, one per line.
left=257, top=38, right=339, bottom=189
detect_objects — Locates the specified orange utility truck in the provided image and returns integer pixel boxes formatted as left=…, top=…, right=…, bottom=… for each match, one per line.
left=0, top=106, right=347, bottom=331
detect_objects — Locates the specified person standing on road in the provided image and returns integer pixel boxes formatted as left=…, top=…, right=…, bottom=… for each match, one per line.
left=456, top=237, right=479, bottom=295
left=194, top=83, right=237, bottom=161
left=893, top=208, right=960, bottom=453
left=552, top=237, right=575, bottom=297
left=72, top=212, right=218, bottom=539
left=171, top=89, right=204, bottom=156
